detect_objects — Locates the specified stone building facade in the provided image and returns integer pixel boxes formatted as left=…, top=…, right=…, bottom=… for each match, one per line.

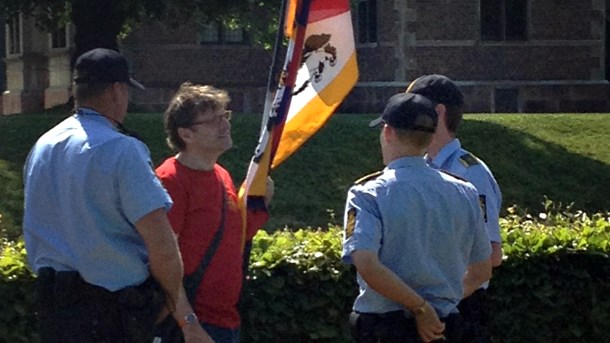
left=2, top=0, right=609, bottom=115
left=120, top=19, right=272, bottom=114
left=350, top=0, right=609, bottom=113
left=2, top=13, right=72, bottom=115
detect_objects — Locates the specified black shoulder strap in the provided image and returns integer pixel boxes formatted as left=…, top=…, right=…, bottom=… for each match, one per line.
left=439, top=169, right=468, bottom=182
left=183, top=179, right=228, bottom=303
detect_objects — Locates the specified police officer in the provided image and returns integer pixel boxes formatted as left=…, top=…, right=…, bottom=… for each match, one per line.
left=407, top=74, right=503, bottom=342
left=23, top=48, right=212, bottom=343
left=342, top=92, right=492, bottom=343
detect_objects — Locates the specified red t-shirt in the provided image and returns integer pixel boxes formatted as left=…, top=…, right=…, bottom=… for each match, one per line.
left=156, top=157, right=268, bottom=328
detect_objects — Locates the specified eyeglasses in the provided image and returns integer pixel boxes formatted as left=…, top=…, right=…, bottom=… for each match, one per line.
left=190, top=110, right=232, bottom=127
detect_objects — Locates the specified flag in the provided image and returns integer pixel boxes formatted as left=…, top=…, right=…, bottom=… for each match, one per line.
left=238, top=0, right=358, bottom=248
left=237, top=0, right=312, bottom=249
left=272, top=0, right=359, bottom=167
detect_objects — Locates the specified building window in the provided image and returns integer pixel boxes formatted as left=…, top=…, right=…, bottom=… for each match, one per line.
left=6, top=14, right=22, bottom=55
left=50, top=25, right=70, bottom=49
left=481, top=0, right=527, bottom=41
left=357, top=0, right=377, bottom=44
left=199, top=21, right=246, bottom=44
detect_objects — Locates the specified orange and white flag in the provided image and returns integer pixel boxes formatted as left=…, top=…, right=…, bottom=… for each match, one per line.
left=238, top=0, right=358, bottom=248
left=272, top=0, right=358, bottom=167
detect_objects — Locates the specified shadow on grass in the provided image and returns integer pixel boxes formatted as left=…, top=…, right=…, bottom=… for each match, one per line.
left=1, top=112, right=609, bottom=234
left=260, top=115, right=610, bottom=229
left=460, top=119, right=610, bottom=214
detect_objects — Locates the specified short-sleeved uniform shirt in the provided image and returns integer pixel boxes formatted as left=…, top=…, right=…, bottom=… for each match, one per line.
left=426, top=138, right=502, bottom=244
left=342, top=156, right=491, bottom=317
left=23, top=110, right=172, bottom=291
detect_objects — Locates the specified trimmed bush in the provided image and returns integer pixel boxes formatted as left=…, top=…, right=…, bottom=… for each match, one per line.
left=1, top=205, right=609, bottom=342
left=242, top=229, right=357, bottom=342
left=240, top=203, right=610, bottom=342
left=0, top=238, right=37, bottom=343
left=488, top=201, right=610, bottom=342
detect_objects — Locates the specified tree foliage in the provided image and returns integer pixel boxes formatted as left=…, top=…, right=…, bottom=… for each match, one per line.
left=0, top=0, right=282, bottom=62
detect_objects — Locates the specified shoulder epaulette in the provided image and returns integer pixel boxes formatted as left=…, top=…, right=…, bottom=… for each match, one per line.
left=459, top=152, right=480, bottom=168
left=354, top=171, right=383, bottom=185
left=440, top=169, right=468, bottom=182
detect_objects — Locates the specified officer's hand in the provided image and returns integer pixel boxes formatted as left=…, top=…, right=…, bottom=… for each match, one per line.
left=182, top=323, right=215, bottom=343
left=414, top=301, right=445, bottom=342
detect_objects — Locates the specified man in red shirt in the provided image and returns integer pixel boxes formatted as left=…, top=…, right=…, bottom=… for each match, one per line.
left=156, top=82, right=273, bottom=343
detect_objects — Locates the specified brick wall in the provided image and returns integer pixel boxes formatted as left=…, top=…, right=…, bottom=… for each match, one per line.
left=411, top=0, right=478, bottom=40
left=530, top=0, right=599, bottom=40
left=346, top=0, right=608, bottom=113
left=122, top=18, right=272, bottom=113
left=343, top=81, right=610, bottom=114
left=51, top=0, right=606, bottom=114
left=407, top=45, right=597, bottom=80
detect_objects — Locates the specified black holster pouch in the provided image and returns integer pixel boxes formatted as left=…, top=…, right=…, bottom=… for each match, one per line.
left=36, top=267, right=165, bottom=343
left=153, top=314, right=185, bottom=343
left=442, top=313, right=464, bottom=342
left=117, top=277, right=166, bottom=343
left=458, top=288, right=490, bottom=342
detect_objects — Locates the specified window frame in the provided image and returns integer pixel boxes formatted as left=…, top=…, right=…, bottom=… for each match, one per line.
left=50, top=25, right=70, bottom=50
left=199, top=20, right=248, bottom=45
left=6, top=13, right=23, bottom=56
left=480, top=0, right=528, bottom=42
left=356, top=0, right=378, bottom=46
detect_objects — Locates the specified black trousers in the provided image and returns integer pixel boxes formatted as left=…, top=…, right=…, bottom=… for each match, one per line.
left=350, top=310, right=464, bottom=343
left=35, top=267, right=164, bottom=343
left=457, top=289, right=491, bottom=343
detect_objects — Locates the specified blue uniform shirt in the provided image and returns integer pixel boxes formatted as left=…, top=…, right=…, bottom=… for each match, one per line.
left=23, top=111, right=172, bottom=291
left=427, top=138, right=502, bottom=243
left=342, top=156, right=491, bottom=317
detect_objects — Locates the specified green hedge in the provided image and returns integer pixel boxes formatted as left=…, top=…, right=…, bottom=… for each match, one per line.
left=2, top=205, right=609, bottom=342
left=488, top=202, right=610, bottom=342
left=242, top=228, right=356, bottom=342
left=0, top=239, right=37, bottom=343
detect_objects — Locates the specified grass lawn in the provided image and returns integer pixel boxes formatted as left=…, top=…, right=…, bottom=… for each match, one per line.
left=1, top=110, right=609, bottom=235
left=460, top=114, right=610, bottom=214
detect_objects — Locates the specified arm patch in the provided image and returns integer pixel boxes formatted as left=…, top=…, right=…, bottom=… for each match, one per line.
left=479, top=195, right=488, bottom=222
left=345, top=208, right=356, bottom=239
left=459, top=152, right=480, bottom=168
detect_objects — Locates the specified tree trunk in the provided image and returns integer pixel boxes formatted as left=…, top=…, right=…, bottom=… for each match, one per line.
left=70, top=0, right=126, bottom=68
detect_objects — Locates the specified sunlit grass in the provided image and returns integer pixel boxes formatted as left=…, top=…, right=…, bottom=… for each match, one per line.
left=1, top=111, right=609, bottom=233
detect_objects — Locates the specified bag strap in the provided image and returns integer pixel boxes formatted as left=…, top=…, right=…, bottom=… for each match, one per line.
left=184, top=179, right=227, bottom=303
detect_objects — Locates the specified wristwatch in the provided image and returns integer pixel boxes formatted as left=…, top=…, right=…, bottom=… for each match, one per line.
left=179, top=312, right=198, bottom=328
